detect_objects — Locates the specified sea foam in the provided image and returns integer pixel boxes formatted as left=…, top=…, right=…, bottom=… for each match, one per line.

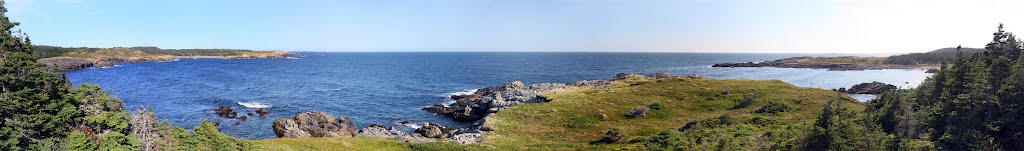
left=238, top=101, right=272, bottom=108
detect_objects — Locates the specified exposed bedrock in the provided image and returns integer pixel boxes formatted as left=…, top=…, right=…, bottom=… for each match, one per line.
left=271, top=111, right=358, bottom=138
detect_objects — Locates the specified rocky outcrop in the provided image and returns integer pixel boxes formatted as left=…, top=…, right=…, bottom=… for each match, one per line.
left=215, top=106, right=237, bottom=118
left=356, top=123, right=437, bottom=143
left=223, top=50, right=302, bottom=59
left=925, top=69, right=940, bottom=73
left=843, top=82, right=897, bottom=94
left=256, top=108, right=269, bottom=117
left=272, top=111, right=358, bottom=138
left=423, top=80, right=581, bottom=122
left=37, top=57, right=94, bottom=71
left=415, top=122, right=457, bottom=139
left=358, top=124, right=405, bottom=137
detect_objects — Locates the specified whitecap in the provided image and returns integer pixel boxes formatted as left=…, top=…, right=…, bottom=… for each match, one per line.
left=404, top=123, right=422, bottom=129
left=238, top=101, right=272, bottom=108
left=447, top=89, right=478, bottom=97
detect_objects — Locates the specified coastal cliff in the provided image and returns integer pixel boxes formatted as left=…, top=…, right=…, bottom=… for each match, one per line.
left=35, top=47, right=302, bottom=71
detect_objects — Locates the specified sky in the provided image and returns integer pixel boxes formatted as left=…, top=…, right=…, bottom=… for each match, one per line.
left=5, top=0, right=1024, bottom=53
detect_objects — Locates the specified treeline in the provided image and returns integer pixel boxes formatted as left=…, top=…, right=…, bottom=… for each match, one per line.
left=884, top=47, right=986, bottom=65
left=0, top=2, right=251, bottom=150
left=31, top=45, right=258, bottom=58
left=865, top=23, right=1024, bottom=150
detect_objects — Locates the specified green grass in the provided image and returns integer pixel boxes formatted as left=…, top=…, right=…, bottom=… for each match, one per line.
left=252, top=136, right=493, bottom=151
left=253, top=137, right=411, bottom=151
left=480, top=76, right=863, bottom=150
left=250, top=76, right=864, bottom=150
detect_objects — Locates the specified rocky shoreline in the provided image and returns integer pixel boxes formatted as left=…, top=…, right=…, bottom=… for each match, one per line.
left=266, top=72, right=680, bottom=144
left=38, top=50, right=302, bottom=71
left=711, top=57, right=929, bottom=71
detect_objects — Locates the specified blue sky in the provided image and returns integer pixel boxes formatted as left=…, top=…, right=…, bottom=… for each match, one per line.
left=6, top=0, right=1024, bottom=53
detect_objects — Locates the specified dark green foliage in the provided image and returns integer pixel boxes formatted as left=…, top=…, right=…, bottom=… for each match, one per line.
left=591, top=128, right=623, bottom=144
left=754, top=101, right=792, bottom=114
left=648, top=103, right=665, bottom=110
left=647, top=102, right=673, bottom=118
left=0, top=2, right=251, bottom=150
left=884, top=47, right=986, bottom=65
left=65, top=131, right=95, bottom=151
left=191, top=120, right=252, bottom=150
left=0, top=1, right=86, bottom=149
left=731, top=95, right=755, bottom=109
left=862, top=24, right=1024, bottom=150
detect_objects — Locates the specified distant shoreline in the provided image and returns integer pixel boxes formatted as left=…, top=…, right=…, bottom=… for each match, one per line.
left=712, top=56, right=940, bottom=72
left=37, top=48, right=303, bottom=71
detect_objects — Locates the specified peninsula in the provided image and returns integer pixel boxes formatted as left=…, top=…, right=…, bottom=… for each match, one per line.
left=711, top=47, right=985, bottom=71
left=33, top=46, right=302, bottom=71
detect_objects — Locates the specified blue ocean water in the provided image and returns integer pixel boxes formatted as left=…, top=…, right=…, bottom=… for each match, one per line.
left=65, top=52, right=933, bottom=139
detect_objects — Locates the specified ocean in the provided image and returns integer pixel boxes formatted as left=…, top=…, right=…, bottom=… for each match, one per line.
left=65, top=52, right=933, bottom=139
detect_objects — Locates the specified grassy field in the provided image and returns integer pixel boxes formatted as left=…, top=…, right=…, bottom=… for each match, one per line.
left=480, top=76, right=863, bottom=150
left=253, top=136, right=493, bottom=151
left=252, top=76, right=864, bottom=150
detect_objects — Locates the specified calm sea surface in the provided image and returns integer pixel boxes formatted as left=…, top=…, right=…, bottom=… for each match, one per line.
left=65, top=52, right=933, bottom=139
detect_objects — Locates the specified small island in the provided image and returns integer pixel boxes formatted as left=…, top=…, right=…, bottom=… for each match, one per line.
left=33, top=46, right=302, bottom=71
left=712, top=47, right=986, bottom=71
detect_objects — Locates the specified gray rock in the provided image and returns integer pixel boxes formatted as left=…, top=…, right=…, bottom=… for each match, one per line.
left=627, top=107, right=649, bottom=118
left=415, top=122, right=457, bottom=139
left=272, top=111, right=358, bottom=138
left=357, top=124, right=406, bottom=137
left=597, top=113, right=609, bottom=121
left=448, top=133, right=482, bottom=144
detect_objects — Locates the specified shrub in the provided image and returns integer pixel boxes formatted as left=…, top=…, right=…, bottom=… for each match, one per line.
left=647, top=103, right=674, bottom=118
left=750, top=116, right=774, bottom=125
left=591, top=128, right=624, bottom=144
left=65, top=131, right=96, bottom=151
left=755, top=101, right=792, bottom=114
left=731, top=95, right=755, bottom=109
left=648, top=103, right=665, bottom=110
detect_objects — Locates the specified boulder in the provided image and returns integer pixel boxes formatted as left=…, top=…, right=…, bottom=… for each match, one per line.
left=272, top=111, right=358, bottom=138
left=414, top=122, right=457, bottom=139
left=256, top=108, right=269, bottom=117
left=358, top=124, right=406, bottom=137
left=597, top=113, right=609, bottom=121
left=925, top=69, right=940, bottom=73
left=501, top=81, right=526, bottom=91
left=626, top=107, right=649, bottom=118
left=215, top=106, right=233, bottom=117
left=613, top=73, right=643, bottom=80
left=846, top=82, right=897, bottom=94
